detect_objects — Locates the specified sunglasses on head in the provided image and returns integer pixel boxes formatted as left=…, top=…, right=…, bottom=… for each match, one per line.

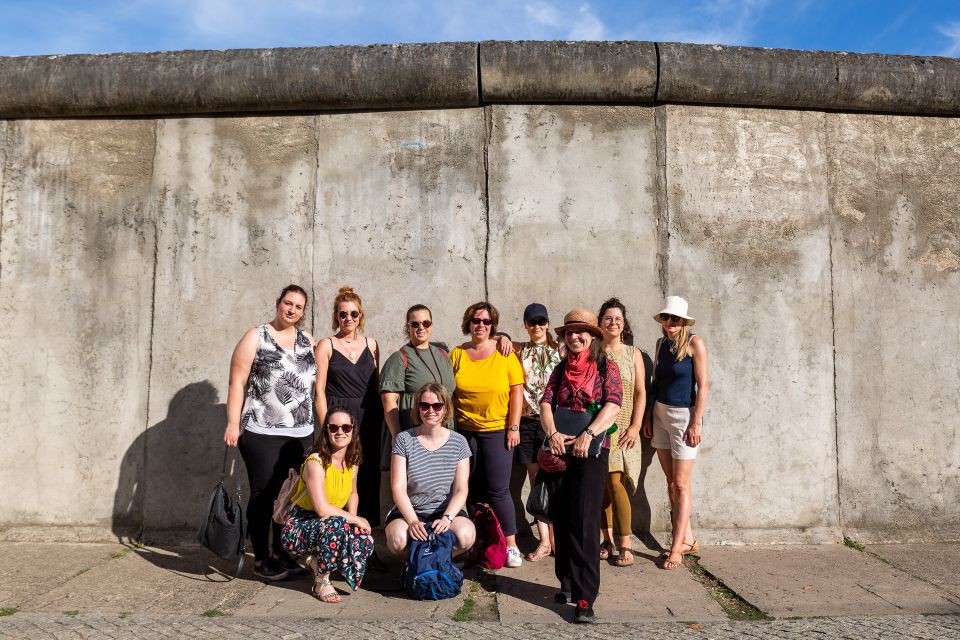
left=527, top=317, right=549, bottom=327
left=338, top=310, right=360, bottom=320
left=408, top=320, right=432, bottom=330
left=470, top=317, right=492, bottom=326
left=327, top=422, right=354, bottom=434
left=419, top=402, right=445, bottom=412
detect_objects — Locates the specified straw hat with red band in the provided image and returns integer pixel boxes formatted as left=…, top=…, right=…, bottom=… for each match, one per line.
left=554, top=307, right=603, bottom=338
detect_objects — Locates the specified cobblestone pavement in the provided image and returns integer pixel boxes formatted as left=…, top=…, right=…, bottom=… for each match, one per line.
left=1, top=614, right=959, bottom=639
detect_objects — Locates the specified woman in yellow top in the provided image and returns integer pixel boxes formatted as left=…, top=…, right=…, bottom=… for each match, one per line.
left=280, top=408, right=374, bottom=603
left=450, top=302, right=525, bottom=568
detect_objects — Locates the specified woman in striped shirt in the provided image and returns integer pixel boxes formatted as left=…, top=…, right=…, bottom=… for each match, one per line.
left=385, top=383, right=476, bottom=556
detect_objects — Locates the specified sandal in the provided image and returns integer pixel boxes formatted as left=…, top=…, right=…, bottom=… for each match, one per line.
left=312, top=575, right=342, bottom=603
left=661, top=552, right=683, bottom=570
left=527, top=543, right=552, bottom=562
left=659, top=541, right=700, bottom=558
left=614, top=547, right=635, bottom=567
left=599, top=541, right=615, bottom=560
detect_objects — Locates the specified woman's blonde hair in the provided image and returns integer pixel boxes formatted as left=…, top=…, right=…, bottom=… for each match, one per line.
left=662, top=324, right=692, bottom=361
left=330, top=286, right=365, bottom=333
left=410, top=382, right=454, bottom=428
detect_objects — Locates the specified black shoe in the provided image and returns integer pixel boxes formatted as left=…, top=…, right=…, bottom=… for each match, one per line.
left=253, top=558, right=289, bottom=581
left=574, top=600, right=596, bottom=623
left=554, top=591, right=572, bottom=604
left=272, top=553, right=306, bottom=575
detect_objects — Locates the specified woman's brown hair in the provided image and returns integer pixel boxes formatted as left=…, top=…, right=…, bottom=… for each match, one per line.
left=308, top=407, right=363, bottom=469
left=460, top=301, right=499, bottom=335
left=409, top=382, right=454, bottom=428
left=330, top=286, right=365, bottom=333
left=277, top=284, right=309, bottom=328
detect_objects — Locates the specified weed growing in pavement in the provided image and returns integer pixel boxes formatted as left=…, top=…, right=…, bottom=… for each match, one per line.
left=685, top=555, right=772, bottom=621
left=201, top=609, right=225, bottom=617
left=0, top=608, right=17, bottom=617
left=843, top=536, right=865, bottom=552
left=64, top=611, right=80, bottom=617
left=119, top=612, right=131, bottom=619
left=111, top=549, right=130, bottom=559
left=452, top=584, right=477, bottom=622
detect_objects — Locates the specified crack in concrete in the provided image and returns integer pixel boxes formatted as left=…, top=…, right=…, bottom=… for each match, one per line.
left=0, top=121, right=7, bottom=293
left=654, top=105, right=669, bottom=296
left=482, top=106, right=492, bottom=302
left=855, top=582, right=903, bottom=610
left=311, top=116, right=321, bottom=333
left=824, top=115, right=844, bottom=535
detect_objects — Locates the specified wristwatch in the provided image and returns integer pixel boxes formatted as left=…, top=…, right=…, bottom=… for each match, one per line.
left=443, top=514, right=454, bottom=523
left=507, top=424, right=520, bottom=432
left=584, top=427, right=596, bottom=438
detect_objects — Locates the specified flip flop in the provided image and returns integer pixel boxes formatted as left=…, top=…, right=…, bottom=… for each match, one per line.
left=661, top=552, right=683, bottom=570
left=599, top=541, right=615, bottom=560
left=614, top=548, right=635, bottom=567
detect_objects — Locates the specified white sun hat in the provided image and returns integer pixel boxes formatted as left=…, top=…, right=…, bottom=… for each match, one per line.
left=653, top=296, right=696, bottom=326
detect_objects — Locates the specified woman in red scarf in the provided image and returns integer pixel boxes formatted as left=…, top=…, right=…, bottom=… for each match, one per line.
left=540, top=308, right=623, bottom=623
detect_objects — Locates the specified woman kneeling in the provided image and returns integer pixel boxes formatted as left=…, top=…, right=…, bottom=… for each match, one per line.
left=386, top=383, right=476, bottom=557
left=281, top=408, right=374, bottom=603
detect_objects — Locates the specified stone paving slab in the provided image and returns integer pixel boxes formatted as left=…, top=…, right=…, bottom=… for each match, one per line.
left=868, top=543, right=960, bottom=599
left=2, top=613, right=960, bottom=640
left=0, top=542, right=120, bottom=608
left=496, top=550, right=726, bottom=623
left=697, top=544, right=960, bottom=618
left=29, top=546, right=264, bottom=615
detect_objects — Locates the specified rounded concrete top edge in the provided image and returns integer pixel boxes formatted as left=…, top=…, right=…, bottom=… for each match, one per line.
left=1, top=40, right=959, bottom=118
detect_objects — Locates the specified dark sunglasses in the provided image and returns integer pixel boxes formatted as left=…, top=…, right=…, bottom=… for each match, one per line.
left=661, top=314, right=682, bottom=323
left=470, top=317, right=493, bottom=326
left=408, top=320, right=433, bottom=330
left=527, top=317, right=549, bottom=327
left=327, top=423, right=354, bottom=434
left=419, top=402, right=445, bottom=412
left=338, top=310, right=360, bottom=320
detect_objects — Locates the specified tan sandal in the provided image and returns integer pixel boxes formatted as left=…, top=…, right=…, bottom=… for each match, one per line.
left=661, top=552, right=683, bottom=570
left=659, top=541, right=699, bottom=558
left=312, top=575, right=342, bottom=603
left=614, top=547, right=635, bottom=567
left=527, top=543, right=552, bottom=562
left=599, top=541, right=615, bottom=560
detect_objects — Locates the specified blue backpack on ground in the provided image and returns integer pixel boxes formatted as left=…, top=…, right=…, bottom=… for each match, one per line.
left=403, top=527, right=463, bottom=601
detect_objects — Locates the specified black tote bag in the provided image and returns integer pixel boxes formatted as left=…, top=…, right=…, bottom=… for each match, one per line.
left=197, top=448, right=246, bottom=578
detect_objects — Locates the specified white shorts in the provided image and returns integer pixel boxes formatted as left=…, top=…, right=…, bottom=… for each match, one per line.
left=651, top=401, right=698, bottom=460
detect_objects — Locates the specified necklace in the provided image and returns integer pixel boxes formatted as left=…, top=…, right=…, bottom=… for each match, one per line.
left=337, top=335, right=362, bottom=361
left=411, top=343, right=443, bottom=383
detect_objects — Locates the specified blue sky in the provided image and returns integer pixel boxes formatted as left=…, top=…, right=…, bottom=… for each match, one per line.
left=1, top=1, right=959, bottom=58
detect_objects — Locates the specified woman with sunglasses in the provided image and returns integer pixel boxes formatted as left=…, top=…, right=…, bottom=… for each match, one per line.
left=642, top=296, right=709, bottom=571
left=316, top=287, right=384, bottom=529
left=450, top=301, right=526, bottom=568
left=512, top=303, right=561, bottom=562
left=281, top=408, right=374, bottom=603
left=380, top=305, right=457, bottom=444
left=597, top=297, right=646, bottom=568
left=385, top=383, right=476, bottom=557
left=223, top=284, right=316, bottom=581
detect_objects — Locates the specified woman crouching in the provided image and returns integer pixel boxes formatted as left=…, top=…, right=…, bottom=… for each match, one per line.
left=386, top=383, right=476, bottom=557
left=281, top=408, right=374, bottom=603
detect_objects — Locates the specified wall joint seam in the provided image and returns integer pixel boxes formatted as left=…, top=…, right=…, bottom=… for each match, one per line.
left=654, top=105, right=669, bottom=296
left=482, top=106, right=492, bottom=302
left=311, top=116, right=321, bottom=333
left=0, top=122, right=7, bottom=292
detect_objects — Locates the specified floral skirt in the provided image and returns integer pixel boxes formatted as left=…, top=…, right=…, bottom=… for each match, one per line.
left=280, top=506, right=375, bottom=590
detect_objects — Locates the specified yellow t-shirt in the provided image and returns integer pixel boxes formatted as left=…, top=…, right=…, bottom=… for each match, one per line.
left=450, top=346, right=525, bottom=432
left=292, top=454, right=354, bottom=511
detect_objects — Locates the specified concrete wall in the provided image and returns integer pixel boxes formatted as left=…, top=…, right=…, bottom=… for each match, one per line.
left=1, top=44, right=959, bottom=545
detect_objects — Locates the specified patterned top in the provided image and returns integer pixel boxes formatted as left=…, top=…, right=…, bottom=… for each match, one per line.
left=607, top=346, right=638, bottom=472
left=392, top=430, right=472, bottom=515
left=241, top=325, right=316, bottom=437
left=541, top=356, right=623, bottom=449
left=516, top=341, right=562, bottom=417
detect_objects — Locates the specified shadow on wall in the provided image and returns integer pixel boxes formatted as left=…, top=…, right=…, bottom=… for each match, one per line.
left=111, top=381, right=244, bottom=543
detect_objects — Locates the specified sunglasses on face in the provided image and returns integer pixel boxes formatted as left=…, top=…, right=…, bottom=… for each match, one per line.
left=327, top=423, right=354, bottom=434
left=661, top=314, right=681, bottom=323
left=338, top=310, right=360, bottom=320
left=419, top=401, right=445, bottom=413
left=408, top=320, right=432, bottom=330
left=470, top=317, right=492, bottom=326
left=527, top=318, right=549, bottom=327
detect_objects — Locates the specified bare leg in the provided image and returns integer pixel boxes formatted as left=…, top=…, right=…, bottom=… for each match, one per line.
left=449, top=516, right=477, bottom=555
left=385, top=519, right=411, bottom=557
left=526, top=463, right=552, bottom=559
left=669, top=459, right=695, bottom=553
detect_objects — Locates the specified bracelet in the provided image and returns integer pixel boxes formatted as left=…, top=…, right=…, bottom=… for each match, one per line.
left=547, top=431, right=561, bottom=440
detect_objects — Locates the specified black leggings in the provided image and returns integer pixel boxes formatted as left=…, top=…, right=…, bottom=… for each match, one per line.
left=237, top=429, right=313, bottom=562
left=461, top=429, right=517, bottom=537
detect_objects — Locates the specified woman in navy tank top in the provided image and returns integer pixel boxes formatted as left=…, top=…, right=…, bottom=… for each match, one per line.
left=642, top=296, right=709, bottom=571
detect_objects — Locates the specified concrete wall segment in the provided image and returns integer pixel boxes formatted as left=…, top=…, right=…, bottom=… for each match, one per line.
left=0, top=119, right=157, bottom=530
left=479, top=41, right=657, bottom=104
left=0, top=44, right=480, bottom=118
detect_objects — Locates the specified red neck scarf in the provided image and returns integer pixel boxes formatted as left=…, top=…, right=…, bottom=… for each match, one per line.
left=563, top=349, right=598, bottom=403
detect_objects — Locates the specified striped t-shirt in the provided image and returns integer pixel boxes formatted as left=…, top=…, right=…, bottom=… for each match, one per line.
left=392, top=429, right=472, bottom=515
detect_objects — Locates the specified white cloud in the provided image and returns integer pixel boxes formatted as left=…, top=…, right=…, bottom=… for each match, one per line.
left=938, top=22, right=960, bottom=57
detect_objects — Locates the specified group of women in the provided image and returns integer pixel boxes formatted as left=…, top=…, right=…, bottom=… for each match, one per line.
left=223, top=285, right=709, bottom=622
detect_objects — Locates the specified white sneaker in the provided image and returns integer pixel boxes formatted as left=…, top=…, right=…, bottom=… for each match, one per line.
left=505, top=546, right=523, bottom=568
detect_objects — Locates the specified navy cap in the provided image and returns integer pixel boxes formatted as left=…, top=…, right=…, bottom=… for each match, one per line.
left=523, top=303, right=549, bottom=324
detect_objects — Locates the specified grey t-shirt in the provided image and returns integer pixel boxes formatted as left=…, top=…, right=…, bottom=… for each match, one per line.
left=391, top=429, right=471, bottom=515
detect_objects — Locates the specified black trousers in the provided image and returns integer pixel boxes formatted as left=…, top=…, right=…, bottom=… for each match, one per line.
left=548, top=448, right=609, bottom=606
left=237, top=429, right=313, bottom=562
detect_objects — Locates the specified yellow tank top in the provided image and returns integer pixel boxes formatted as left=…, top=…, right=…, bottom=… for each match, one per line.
left=292, top=454, right=354, bottom=511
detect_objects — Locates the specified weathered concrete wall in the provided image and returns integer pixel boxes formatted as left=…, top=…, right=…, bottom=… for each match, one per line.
left=1, top=42, right=958, bottom=544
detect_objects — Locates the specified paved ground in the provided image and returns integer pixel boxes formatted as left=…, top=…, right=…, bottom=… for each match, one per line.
left=0, top=540, right=958, bottom=638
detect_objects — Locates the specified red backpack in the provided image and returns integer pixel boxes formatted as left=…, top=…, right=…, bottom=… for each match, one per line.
left=468, top=503, right=507, bottom=569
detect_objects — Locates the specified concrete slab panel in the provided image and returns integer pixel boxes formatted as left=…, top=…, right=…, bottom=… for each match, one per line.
left=0, top=542, right=119, bottom=608
left=698, top=545, right=960, bottom=617
left=868, top=543, right=960, bottom=599
left=32, top=546, right=263, bottom=614
left=486, top=105, right=663, bottom=347
left=496, top=552, right=725, bottom=623
left=143, top=116, right=317, bottom=532
left=828, top=113, right=960, bottom=541
left=0, top=119, right=157, bottom=529
left=665, top=106, right=838, bottom=538
left=312, top=109, right=487, bottom=353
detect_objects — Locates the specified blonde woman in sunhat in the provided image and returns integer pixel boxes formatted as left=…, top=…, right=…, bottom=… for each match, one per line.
left=642, top=296, right=709, bottom=570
